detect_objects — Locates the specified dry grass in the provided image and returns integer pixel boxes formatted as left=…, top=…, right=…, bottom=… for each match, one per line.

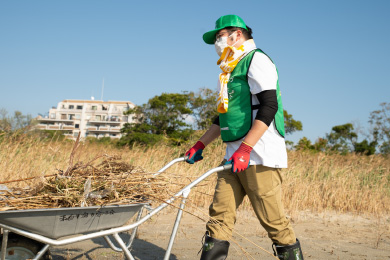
left=1, top=133, right=389, bottom=218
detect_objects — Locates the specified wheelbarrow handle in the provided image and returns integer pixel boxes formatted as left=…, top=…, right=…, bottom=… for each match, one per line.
left=222, top=163, right=233, bottom=171
left=178, top=163, right=232, bottom=194
left=153, top=155, right=189, bottom=176
left=154, top=156, right=234, bottom=176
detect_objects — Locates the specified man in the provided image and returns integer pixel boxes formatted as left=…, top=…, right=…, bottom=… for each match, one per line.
left=185, top=15, right=304, bottom=260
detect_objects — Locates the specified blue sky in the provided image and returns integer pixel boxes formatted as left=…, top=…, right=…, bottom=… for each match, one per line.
left=1, top=0, right=389, bottom=143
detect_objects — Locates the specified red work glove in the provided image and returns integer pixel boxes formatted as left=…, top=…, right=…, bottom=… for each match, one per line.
left=185, top=141, right=205, bottom=164
left=225, top=142, right=253, bottom=173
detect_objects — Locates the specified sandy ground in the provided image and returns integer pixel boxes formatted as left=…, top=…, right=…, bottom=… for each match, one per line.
left=49, top=209, right=390, bottom=260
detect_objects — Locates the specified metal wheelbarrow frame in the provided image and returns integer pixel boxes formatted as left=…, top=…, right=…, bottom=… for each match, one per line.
left=0, top=157, right=231, bottom=260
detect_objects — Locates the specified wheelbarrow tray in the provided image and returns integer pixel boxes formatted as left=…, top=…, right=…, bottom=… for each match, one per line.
left=0, top=204, right=146, bottom=239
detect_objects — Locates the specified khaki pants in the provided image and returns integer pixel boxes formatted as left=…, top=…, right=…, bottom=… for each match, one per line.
left=206, top=162, right=296, bottom=246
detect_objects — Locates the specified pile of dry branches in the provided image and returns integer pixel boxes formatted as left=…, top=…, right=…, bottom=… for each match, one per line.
left=0, top=136, right=181, bottom=211
left=0, top=155, right=179, bottom=211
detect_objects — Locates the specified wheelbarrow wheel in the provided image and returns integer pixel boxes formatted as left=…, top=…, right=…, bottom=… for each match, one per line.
left=0, top=233, right=51, bottom=260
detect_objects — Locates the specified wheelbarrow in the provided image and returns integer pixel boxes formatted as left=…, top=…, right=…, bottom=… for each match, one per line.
left=0, top=157, right=232, bottom=260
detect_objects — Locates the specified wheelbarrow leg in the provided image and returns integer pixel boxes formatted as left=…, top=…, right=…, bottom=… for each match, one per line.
left=126, top=206, right=144, bottom=248
left=32, top=244, right=50, bottom=260
left=163, top=189, right=190, bottom=260
left=112, top=233, right=135, bottom=260
left=1, top=229, right=9, bottom=260
left=104, top=206, right=145, bottom=252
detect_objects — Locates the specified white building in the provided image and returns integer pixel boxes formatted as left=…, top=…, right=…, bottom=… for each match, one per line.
left=36, top=99, right=135, bottom=140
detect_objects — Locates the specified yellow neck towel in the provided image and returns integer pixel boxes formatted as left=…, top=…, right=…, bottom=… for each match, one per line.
left=216, top=39, right=256, bottom=113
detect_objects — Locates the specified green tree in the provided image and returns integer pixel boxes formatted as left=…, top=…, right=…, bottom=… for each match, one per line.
left=295, top=137, right=329, bottom=152
left=0, top=108, right=12, bottom=132
left=188, top=88, right=219, bottom=130
left=295, top=137, right=314, bottom=150
left=326, top=123, right=357, bottom=154
left=119, top=93, right=193, bottom=146
left=369, top=102, right=390, bottom=154
left=0, top=108, right=34, bottom=132
left=13, top=111, right=33, bottom=130
left=354, top=139, right=377, bottom=155
left=284, top=110, right=303, bottom=135
left=313, top=137, right=328, bottom=152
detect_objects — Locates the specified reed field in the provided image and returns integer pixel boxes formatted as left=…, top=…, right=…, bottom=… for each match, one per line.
left=1, top=132, right=389, bottom=219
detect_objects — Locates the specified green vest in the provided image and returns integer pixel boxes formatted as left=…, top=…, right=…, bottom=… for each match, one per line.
left=219, top=49, right=285, bottom=142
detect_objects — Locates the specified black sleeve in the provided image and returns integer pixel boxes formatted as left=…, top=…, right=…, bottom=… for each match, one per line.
left=254, top=90, right=278, bottom=127
left=212, top=116, right=220, bottom=126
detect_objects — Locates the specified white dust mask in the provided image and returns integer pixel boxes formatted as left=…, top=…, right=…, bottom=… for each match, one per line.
left=214, top=32, right=237, bottom=56
left=215, top=36, right=228, bottom=56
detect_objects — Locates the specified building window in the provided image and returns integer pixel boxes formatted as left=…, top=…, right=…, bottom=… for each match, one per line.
left=77, top=105, right=83, bottom=110
left=75, top=114, right=81, bottom=119
left=61, top=114, right=67, bottom=120
left=102, top=105, right=108, bottom=111
left=69, top=105, right=74, bottom=109
left=69, top=114, right=75, bottom=120
left=75, top=124, right=79, bottom=129
left=95, top=115, right=101, bottom=121
left=110, top=116, right=118, bottom=122
left=91, top=106, right=97, bottom=110
left=50, top=113, right=56, bottom=119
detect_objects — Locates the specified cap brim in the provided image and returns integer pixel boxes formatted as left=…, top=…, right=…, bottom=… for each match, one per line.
left=203, top=28, right=220, bottom=44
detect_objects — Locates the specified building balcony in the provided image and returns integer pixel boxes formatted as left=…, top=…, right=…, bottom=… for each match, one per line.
left=38, top=118, right=75, bottom=122
left=87, top=127, right=121, bottom=133
left=36, top=124, right=75, bottom=131
left=47, top=125, right=61, bottom=130
left=56, top=109, right=83, bottom=113
left=88, top=120, right=121, bottom=124
left=86, top=109, right=109, bottom=113
left=86, top=111, right=123, bottom=116
left=86, top=134, right=121, bottom=139
left=38, top=118, right=58, bottom=121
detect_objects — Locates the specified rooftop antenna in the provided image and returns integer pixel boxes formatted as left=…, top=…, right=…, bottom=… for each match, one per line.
left=100, top=78, right=104, bottom=101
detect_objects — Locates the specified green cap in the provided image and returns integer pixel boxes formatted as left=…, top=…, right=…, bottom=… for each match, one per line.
left=203, top=15, right=248, bottom=45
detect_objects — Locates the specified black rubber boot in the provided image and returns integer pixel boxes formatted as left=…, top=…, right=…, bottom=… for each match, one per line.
left=273, top=239, right=304, bottom=260
left=199, top=232, right=230, bottom=260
